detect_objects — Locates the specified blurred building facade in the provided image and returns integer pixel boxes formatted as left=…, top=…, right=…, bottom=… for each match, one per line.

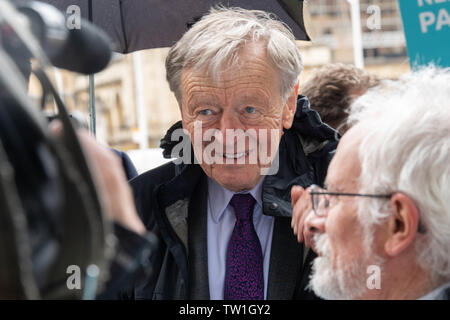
left=302, top=0, right=410, bottom=78
left=29, top=0, right=411, bottom=152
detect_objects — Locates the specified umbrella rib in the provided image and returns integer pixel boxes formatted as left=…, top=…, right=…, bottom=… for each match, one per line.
left=88, top=0, right=93, bottom=21
left=119, top=0, right=129, bottom=53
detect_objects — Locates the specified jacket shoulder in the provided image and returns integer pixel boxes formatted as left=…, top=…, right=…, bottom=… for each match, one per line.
left=130, top=161, right=176, bottom=191
left=111, top=149, right=139, bottom=181
left=129, top=161, right=176, bottom=226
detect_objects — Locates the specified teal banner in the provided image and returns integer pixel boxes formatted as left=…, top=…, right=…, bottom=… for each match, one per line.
left=398, top=0, right=450, bottom=68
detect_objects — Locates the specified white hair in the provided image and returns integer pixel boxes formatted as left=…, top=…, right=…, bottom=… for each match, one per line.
left=166, top=6, right=303, bottom=103
left=347, top=66, right=450, bottom=281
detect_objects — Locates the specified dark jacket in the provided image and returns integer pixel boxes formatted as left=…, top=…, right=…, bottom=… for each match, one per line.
left=112, top=149, right=139, bottom=181
left=127, top=96, right=338, bottom=300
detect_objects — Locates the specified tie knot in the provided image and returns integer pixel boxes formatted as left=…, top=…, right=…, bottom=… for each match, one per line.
left=230, top=193, right=256, bottom=221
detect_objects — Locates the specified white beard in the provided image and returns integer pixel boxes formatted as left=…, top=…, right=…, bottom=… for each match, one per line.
left=308, top=233, right=382, bottom=300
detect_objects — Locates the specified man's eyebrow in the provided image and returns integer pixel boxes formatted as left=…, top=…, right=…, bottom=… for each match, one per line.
left=323, top=180, right=343, bottom=193
left=329, top=185, right=347, bottom=193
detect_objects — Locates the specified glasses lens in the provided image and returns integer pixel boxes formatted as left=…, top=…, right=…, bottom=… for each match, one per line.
left=310, top=185, right=321, bottom=216
left=317, top=193, right=330, bottom=216
left=310, top=185, right=328, bottom=217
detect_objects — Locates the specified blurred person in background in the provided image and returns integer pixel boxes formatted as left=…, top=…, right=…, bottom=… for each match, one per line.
left=293, top=67, right=450, bottom=300
left=301, top=63, right=380, bottom=135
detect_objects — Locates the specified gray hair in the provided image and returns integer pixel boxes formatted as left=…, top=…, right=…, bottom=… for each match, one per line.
left=166, top=6, right=303, bottom=103
left=348, top=66, right=450, bottom=281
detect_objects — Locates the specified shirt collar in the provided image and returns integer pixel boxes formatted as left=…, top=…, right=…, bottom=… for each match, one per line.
left=207, top=176, right=265, bottom=223
left=418, top=281, right=450, bottom=300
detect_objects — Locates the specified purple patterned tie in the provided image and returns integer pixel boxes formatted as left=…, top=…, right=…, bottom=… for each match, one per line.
left=224, top=193, right=264, bottom=300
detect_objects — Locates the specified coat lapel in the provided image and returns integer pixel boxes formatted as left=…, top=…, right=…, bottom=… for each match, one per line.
left=267, top=216, right=304, bottom=299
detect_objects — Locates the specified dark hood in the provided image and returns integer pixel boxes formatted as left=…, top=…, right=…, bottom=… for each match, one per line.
left=262, top=95, right=338, bottom=217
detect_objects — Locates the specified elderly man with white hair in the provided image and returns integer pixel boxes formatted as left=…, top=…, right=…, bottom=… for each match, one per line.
left=291, top=67, right=450, bottom=300
left=127, top=7, right=337, bottom=300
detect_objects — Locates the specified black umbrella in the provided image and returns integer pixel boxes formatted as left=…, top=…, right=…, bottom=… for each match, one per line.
left=38, top=0, right=309, bottom=135
left=41, top=0, right=310, bottom=53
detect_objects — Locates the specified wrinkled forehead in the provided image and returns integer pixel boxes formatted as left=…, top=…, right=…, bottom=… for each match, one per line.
left=326, top=125, right=365, bottom=191
left=180, top=41, right=281, bottom=92
left=181, top=64, right=279, bottom=91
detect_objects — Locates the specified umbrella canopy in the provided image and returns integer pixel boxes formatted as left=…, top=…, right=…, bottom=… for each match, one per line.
left=41, top=0, right=310, bottom=53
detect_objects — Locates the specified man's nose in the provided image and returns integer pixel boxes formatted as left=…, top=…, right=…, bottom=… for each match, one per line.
left=219, top=108, right=242, bottom=132
left=217, top=109, right=244, bottom=147
left=304, top=212, right=326, bottom=248
left=306, top=213, right=326, bottom=233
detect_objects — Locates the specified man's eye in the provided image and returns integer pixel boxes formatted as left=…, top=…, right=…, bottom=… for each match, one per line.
left=199, top=109, right=212, bottom=116
left=244, top=106, right=256, bottom=114
left=329, top=196, right=338, bottom=206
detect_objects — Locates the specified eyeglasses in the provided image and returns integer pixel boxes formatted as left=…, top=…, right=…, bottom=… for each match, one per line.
left=309, top=184, right=392, bottom=217
left=308, top=185, right=426, bottom=234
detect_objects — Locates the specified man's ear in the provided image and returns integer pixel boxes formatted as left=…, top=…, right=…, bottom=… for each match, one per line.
left=384, top=193, right=420, bottom=257
left=282, top=81, right=300, bottom=130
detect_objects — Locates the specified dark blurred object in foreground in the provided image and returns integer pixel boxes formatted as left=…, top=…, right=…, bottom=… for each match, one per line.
left=0, top=0, right=155, bottom=299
